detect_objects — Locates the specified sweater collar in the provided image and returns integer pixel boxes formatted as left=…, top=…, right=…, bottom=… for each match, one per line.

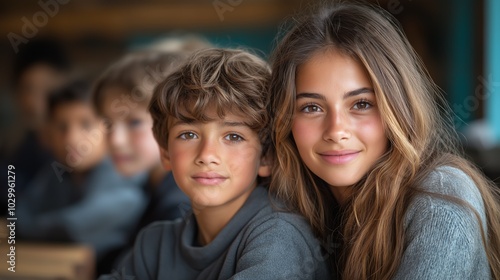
left=179, top=186, right=269, bottom=270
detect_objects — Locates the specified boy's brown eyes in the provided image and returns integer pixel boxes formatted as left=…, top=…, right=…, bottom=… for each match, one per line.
left=178, top=132, right=198, bottom=140
left=224, top=133, right=244, bottom=142
left=175, top=132, right=246, bottom=142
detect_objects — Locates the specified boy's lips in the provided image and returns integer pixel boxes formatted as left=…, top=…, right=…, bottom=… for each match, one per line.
left=67, top=150, right=81, bottom=159
left=192, top=172, right=228, bottom=185
left=112, top=154, right=134, bottom=164
left=319, top=150, right=360, bottom=165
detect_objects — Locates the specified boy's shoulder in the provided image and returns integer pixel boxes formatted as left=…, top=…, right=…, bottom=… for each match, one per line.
left=133, top=185, right=318, bottom=251
left=245, top=196, right=314, bottom=238
left=235, top=187, right=322, bottom=254
left=136, top=218, right=184, bottom=242
left=135, top=186, right=312, bottom=242
left=120, top=187, right=329, bottom=279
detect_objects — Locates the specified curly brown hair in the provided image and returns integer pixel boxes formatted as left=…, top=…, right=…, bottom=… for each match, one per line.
left=149, top=48, right=272, bottom=158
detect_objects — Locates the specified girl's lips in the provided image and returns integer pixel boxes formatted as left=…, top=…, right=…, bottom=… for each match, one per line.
left=319, top=150, right=360, bottom=165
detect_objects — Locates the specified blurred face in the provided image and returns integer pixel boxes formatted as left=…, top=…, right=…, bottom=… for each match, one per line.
left=163, top=109, right=270, bottom=212
left=293, top=50, right=388, bottom=203
left=16, top=63, right=65, bottom=128
left=49, top=102, right=106, bottom=172
left=100, top=87, right=160, bottom=177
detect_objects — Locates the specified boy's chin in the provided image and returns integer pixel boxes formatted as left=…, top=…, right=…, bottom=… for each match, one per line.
left=68, top=161, right=96, bottom=173
left=57, top=155, right=103, bottom=174
left=114, top=164, right=141, bottom=177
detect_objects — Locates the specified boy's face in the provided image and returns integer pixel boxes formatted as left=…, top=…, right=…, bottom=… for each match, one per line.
left=162, top=108, right=271, bottom=212
left=100, top=87, right=161, bottom=177
left=16, top=63, right=65, bottom=128
left=48, top=102, right=106, bottom=172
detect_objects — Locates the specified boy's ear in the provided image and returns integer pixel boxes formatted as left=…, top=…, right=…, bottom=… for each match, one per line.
left=159, top=147, right=171, bottom=171
left=258, top=154, right=272, bottom=177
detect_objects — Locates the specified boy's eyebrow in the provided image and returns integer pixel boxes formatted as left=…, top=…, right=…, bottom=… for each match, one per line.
left=222, top=121, right=247, bottom=127
left=171, top=119, right=194, bottom=127
left=296, top=87, right=374, bottom=100
left=170, top=120, right=248, bottom=128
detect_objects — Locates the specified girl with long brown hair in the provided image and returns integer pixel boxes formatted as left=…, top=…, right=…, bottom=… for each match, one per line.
left=269, top=1, right=500, bottom=279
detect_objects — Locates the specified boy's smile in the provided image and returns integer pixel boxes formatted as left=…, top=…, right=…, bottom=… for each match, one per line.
left=162, top=109, right=270, bottom=213
left=192, top=171, right=228, bottom=186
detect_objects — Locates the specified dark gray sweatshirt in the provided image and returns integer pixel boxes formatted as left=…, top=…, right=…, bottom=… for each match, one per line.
left=99, top=186, right=330, bottom=280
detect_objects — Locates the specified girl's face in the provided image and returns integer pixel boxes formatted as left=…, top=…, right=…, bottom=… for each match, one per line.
left=292, top=49, right=388, bottom=203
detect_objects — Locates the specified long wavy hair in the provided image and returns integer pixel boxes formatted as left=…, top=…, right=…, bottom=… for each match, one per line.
left=268, top=1, right=500, bottom=279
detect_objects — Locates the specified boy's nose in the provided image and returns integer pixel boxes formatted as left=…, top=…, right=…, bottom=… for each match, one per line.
left=108, top=125, right=128, bottom=148
left=195, top=138, right=221, bottom=165
left=65, top=126, right=84, bottom=146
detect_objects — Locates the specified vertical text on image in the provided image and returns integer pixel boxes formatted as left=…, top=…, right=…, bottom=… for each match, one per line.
left=7, top=165, right=16, bottom=273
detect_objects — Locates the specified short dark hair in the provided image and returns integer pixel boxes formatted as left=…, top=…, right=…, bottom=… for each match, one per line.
left=48, top=80, right=92, bottom=118
left=13, top=37, right=70, bottom=87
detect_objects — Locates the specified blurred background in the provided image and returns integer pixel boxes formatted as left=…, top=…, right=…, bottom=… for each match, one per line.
left=0, top=0, right=499, bottom=279
left=0, top=0, right=499, bottom=180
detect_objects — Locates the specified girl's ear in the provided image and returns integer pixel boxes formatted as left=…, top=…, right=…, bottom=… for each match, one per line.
left=258, top=153, right=272, bottom=177
left=159, top=147, right=171, bottom=171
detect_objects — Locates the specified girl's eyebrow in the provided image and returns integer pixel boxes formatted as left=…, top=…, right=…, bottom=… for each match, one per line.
left=296, top=92, right=326, bottom=101
left=296, top=87, right=374, bottom=100
left=344, top=87, right=374, bottom=98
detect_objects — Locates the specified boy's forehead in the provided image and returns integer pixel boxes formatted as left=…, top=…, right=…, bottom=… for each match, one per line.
left=169, top=109, right=249, bottom=127
left=51, top=101, right=98, bottom=121
left=100, top=87, right=150, bottom=118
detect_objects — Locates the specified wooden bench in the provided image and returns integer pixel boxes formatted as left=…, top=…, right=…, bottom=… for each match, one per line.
left=0, top=240, right=95, bottom=280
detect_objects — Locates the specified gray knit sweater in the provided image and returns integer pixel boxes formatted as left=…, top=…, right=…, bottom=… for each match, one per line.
left=99, top=186, right=330, bottom=280
left=393, top=166, right=491, bottom=279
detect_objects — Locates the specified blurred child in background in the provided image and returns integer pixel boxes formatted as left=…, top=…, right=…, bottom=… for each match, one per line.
left=17, top=80, right=145, bottom=264
left=1, top=38, right=70, bottom=205
left=93, top=50, right=192, bottom=273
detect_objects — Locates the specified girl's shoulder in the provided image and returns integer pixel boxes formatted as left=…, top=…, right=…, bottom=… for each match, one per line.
left=419, top=166, right=483, bottom=207
left=396, top=166, right=491, bottom=279
left=405, top=166, right=487, bottom=231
